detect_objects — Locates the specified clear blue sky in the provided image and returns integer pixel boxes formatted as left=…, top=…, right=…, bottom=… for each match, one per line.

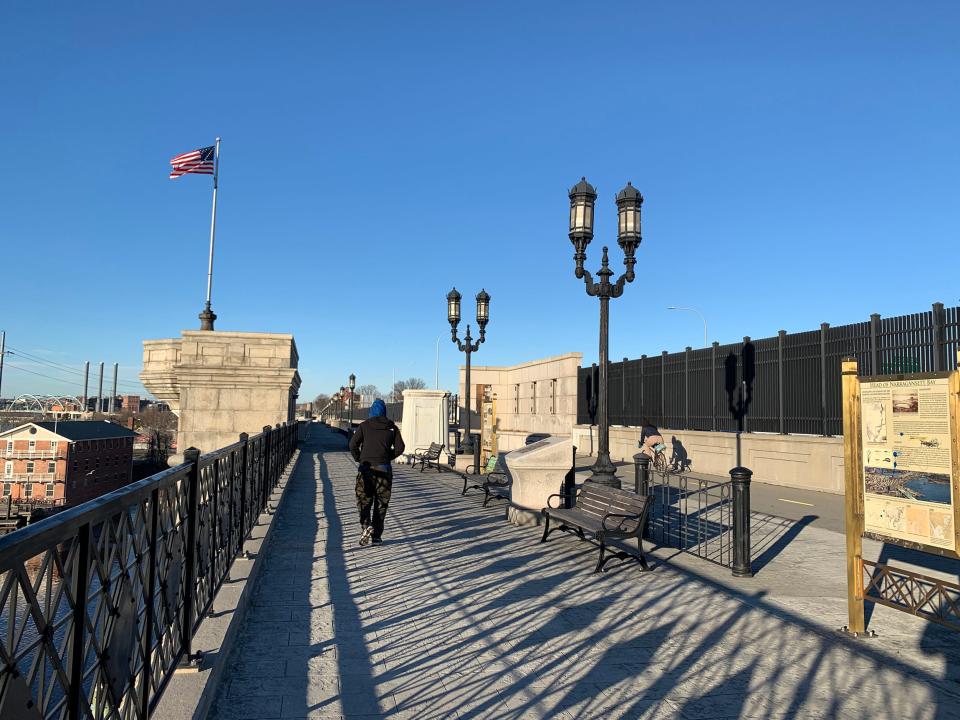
left=2, top=2, right=958, bottom=402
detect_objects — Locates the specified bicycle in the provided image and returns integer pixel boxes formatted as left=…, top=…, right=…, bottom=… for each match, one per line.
left=640, top=441, right=669, bottom=472
left=651, top=442, right=668, bottom=472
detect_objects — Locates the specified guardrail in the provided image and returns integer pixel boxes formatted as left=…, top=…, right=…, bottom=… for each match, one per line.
left=0, top=421, right=302, bottom=719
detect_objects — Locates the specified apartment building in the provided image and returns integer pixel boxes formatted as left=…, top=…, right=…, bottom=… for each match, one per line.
left=0, top=421, right=137, bottom=507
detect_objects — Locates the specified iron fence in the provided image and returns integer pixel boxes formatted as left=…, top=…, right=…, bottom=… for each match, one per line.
left=0, top=421, right=301, bottom=720
left=579, top=302, right=960, bottom=436
left=643, top=469, right=734, bottom=569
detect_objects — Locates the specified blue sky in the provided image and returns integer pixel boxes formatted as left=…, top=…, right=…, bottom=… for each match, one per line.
left=2, top=2, right=958, bottom=402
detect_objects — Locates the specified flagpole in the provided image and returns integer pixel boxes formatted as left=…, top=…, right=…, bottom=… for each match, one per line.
left=199, top=137, right=220, bottom=331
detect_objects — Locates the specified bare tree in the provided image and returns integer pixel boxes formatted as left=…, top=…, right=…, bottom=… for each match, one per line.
left=357, top=384, right=380, bottom=399
left=390, top=377, right=427, bottom=402
left=313, top=393, right=331, bottom=410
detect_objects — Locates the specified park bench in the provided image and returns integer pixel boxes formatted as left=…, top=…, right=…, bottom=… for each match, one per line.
left=462, top=453, right=511, bottom=506
left=541, top=482, right=653, bottom=573
left=412, top=442, right=444, bottom=472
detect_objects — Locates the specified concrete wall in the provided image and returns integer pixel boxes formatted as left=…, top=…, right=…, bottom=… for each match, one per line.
left=458, top=352, right=582, bottom=453
left=141, top=330, right=301, bottom=457
left=572, top=424, right=845, bottom=494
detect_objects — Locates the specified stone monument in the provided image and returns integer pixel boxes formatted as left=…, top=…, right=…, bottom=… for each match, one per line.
left=399, top=389, right=451, bottom=463
left=504, top=436, right=575, bottom=527
left=141, top=330, right=301, bottom=461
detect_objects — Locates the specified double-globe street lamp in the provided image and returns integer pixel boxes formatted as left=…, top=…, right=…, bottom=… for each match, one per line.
left=569, top=177, right=644, bottom=488
left=447, top=287, right=491, bottom=457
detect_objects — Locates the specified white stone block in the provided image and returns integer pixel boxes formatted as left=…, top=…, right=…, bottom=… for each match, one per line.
left=504, top=436, right=574, bottom=527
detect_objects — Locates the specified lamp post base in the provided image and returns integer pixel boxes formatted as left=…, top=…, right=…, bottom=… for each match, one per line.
left=461, top=435, right=476, bottom=456
left=589, top=453, right=620, bottom=489
left=199, top=306, right=217, bottom=331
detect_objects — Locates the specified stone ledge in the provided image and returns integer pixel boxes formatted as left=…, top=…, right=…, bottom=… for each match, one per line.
left=152, top=447, right=302, bottom=720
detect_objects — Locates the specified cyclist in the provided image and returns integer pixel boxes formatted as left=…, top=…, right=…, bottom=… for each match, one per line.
left=638, top=418, right=664, bottom=460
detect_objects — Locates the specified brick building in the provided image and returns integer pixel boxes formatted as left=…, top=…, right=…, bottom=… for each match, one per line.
left=0, top=421, right=137, bottom=508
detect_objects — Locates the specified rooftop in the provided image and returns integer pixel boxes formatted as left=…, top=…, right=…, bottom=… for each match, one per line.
left=28, top=420, right=136, bottom=441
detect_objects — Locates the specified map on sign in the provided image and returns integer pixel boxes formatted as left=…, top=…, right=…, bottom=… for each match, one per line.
left=860, top=376, right=956, bottom=551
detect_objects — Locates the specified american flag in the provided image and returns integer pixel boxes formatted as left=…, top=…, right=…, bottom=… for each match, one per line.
left=169, top=145, right=216, bottom=179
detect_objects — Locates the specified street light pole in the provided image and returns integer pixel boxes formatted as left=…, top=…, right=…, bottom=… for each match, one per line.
left=667, top=306, right=708, bottom=347
left=448, top=288, right=491, bottom=456
left=348, top=373, right=356, bottom=428
left=568, top=177, right=643, bottom=488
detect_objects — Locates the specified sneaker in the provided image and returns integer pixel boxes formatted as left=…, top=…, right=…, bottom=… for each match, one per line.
left=371, top=537, right=383, bottom=545
left=359, top=526, right=373, bottom=546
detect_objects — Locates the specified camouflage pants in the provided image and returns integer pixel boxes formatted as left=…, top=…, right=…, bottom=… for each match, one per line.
left=356, top=464, right=393, bottom=540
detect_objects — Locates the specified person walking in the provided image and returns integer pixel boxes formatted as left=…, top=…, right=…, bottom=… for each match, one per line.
left=348, top=399, right=405, bottom=546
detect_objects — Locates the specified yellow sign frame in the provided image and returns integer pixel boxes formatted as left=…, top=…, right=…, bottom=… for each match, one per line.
left=841, top=352, right=960, bottom=633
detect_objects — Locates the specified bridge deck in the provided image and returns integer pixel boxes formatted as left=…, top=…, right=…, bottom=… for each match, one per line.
left=208, top=425, right=959, bottom=719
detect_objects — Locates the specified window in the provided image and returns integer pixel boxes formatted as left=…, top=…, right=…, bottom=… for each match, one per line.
left=514, top=384, right=520, bottom=414
left=3, top=462, right=10, bottom=478
left=45, top=483, right=54, bottom=498
left=2, top=483, right=9, bottom=497
left=28, top=440, right=36, bottom=450
left=72, top=461, right=78, bottom=472
left=531, top=382, right=537, bottom=414
left=24, top=483, right=32, bottom=498
left=26, top=461, right=34, bottom=474
left=50, top=441, right=58, bottom=453
left=47, top=462, right=56, bottom=474
left=5, top=441, right=11, bottom=452
left=551, top=379, right=558, bottom=415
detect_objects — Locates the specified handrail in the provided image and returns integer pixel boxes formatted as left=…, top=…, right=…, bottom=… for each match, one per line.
left=0, top=420, right=305, bottom=718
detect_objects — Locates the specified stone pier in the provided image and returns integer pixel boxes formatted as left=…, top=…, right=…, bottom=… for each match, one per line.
left=141, top=330, right=301, bottom=456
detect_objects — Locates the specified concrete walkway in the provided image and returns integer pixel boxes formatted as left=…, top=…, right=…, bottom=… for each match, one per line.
left=208, top=425, right=960, bottom=719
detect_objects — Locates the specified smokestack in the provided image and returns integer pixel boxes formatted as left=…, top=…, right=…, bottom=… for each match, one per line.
left=97, top=362, right=104, bottom=414
left=82, top=361, right=90, bottom=412
left=109, top=363, right=118, bottom=413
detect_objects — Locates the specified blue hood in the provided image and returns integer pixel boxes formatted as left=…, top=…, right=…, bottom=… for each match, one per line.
left=369, top=399, right=387, bottom=418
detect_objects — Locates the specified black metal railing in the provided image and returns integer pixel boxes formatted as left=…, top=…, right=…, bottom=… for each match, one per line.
left=0, top=421, right=301, bottom=720
left=633, top=455, right=752, bottom=575
left=579, top=301, right=959, bottom=436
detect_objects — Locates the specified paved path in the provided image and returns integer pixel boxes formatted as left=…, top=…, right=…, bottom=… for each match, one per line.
left=209, top=426, right=960, bottom=719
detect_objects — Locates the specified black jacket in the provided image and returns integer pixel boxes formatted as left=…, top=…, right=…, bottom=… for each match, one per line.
left=349, top=416, right=406, bottom=466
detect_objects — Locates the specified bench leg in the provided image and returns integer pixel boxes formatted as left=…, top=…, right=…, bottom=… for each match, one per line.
left=594, top=541, right=606, bottom=573
left=462, top=476, right=468, bottom=495
left=482, top=488, right=491, bottom=507
left=637, top=537, right=650, bottom=571
left=540, top=514, right=551, bottom=543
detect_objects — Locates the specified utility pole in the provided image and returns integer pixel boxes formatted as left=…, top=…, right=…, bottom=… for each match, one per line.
left=82, top=361, right=90, bottom=412
left=109, top=363, right=118, bottom=413
left=97, top=362, right=104, bottom=414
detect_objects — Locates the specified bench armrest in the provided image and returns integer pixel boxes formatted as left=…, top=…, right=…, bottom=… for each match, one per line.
left=601, top=512, right=642, bottom=533
left=545, top=493, right=566, bottom=509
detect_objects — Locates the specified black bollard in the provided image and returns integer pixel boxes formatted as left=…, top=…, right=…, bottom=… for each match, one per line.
left=472, top=435, right=481, bottom=474
left=730, top=466, right=753, bottom=577
left=634, top=453, right=650, bottom=496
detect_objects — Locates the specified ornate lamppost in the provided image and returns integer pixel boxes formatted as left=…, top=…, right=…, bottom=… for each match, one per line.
left=348, top=373, right=356, bottom=427
left=332, top=391, right=340, bottom=425
left=569, top=177, right=643, bottom=488
left=448, top=287, right=491, bottom=456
